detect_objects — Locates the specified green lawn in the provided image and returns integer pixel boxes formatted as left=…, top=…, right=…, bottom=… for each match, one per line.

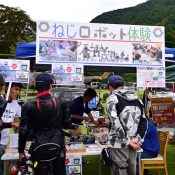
left=83, top=143, right=175, bottom=175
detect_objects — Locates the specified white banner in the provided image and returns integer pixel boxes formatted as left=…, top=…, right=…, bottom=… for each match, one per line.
left=36, top=21, right=165, bottom=67
left=0, top=59, right=30, bottom=83
left=137, top=67, right=165, bottom=88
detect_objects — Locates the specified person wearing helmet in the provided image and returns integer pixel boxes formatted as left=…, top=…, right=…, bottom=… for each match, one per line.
left=106, top=75, right=147, bottom=175
left=18, top=73, right=72, bottom=175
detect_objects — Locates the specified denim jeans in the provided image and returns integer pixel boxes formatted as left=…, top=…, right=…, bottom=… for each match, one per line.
left=110, top=147, right=137, bottom=175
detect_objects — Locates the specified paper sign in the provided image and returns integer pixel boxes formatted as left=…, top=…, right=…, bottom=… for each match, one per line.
left=137, top=66, right=165, bottom=88
left=0, top=59, right=30, bottom=83
left=52, top=63, right=84, bottom=86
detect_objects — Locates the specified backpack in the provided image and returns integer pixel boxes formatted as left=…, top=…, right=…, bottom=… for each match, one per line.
left=28, top=97, right=64, bottom=162
left=114, top=92, right=144, bottom=138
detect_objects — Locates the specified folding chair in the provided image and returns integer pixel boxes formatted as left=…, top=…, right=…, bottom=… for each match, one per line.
left=141, top=131, right=169, bottom=175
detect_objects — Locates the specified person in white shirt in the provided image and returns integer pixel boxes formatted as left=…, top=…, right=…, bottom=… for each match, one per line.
left=0, top=82, right=22, bottom=174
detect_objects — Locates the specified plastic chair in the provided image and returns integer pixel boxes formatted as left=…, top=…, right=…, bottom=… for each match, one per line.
left=141, top=131, right=169, bottom=175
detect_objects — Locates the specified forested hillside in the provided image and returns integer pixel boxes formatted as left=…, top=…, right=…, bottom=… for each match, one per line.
left=91, top=0, right=175, bottom=48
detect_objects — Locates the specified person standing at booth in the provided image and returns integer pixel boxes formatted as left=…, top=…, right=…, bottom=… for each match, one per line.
left=18, top=73, right=72, bottom=175
left=0, top=74, right=5, bottom=93
left=0, top=74, right=6, bottom=118
left=0, top=81, right=22, bottom=174
left=70, top=88, right=99, bottom=126
left=106, top=75, right=147, bottom=175
left=0, top=74, right=6, bottom=175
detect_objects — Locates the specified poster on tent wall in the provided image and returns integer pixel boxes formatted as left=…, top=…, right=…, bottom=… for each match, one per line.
left=52, top=63, right=84, bottom=86
left=0, top=59, right=30, bottom=83
left=137, top=67, right=165, bottom=87
left=36, top=21, right=165, bottom=67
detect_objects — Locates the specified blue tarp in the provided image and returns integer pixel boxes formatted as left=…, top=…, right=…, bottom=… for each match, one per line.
left=15, top=42, right=36, bottom=58
left=165, top=47, right=175, bottom=58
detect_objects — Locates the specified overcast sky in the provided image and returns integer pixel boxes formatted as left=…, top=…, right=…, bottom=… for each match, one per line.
left=0, top=0, right=147, bottom=22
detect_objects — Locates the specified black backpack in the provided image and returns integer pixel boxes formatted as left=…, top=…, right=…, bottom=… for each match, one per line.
left=29, top=97, right=64, bottom=162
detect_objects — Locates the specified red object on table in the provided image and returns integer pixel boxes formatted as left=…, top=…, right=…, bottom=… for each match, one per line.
left=98, top=117, right=105, bottom=125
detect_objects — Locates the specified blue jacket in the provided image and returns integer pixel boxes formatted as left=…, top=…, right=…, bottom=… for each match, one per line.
left=142, top=120, right=160, bottom=156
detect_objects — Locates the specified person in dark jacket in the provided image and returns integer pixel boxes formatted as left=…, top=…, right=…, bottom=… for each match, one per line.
left=0, top=74, right=6, bottom=118
left=0, top=74, right=5, bottom=93
left=0, top=74, right=6, bottom=175
left=18, top=73, right=72, bottom=175
left=106, top=75, right=147, bottom=175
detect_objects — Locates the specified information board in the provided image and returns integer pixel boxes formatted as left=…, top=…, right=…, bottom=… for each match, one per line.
left=52, top=63, right=84, bottom=86
left=137, top=67, right=165, bottom=88
left=0, top=59, right=30, bottom=83
left=150, top=97, right=175, bottom=122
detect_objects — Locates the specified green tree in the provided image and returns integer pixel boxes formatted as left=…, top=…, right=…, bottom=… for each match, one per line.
left=0, top=5, right=36, bottom=55
left=91, top=0, right=175, bottom=48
